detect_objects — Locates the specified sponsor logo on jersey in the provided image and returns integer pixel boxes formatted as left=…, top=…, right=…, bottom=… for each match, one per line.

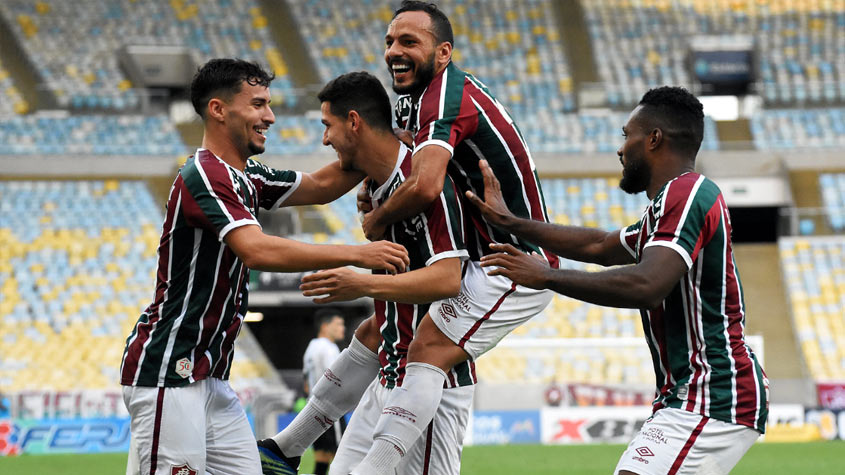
left=323, top=368, right=342, bottom=388
left=171, top=464, right=198, bottom=475
left=635, top=446, right=655, bottom=457
left=175, top=358, right=193, bottom=379
left=383, top=406, right=417, bottom=423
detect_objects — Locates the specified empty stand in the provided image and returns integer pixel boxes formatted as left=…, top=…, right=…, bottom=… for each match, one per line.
left=752, top=108, right=845, bottom=149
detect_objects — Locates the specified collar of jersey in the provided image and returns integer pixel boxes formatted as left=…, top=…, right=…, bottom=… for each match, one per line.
left=195, top=148, right=248, bottom=181
left=370, top=142, right=409, bottom=205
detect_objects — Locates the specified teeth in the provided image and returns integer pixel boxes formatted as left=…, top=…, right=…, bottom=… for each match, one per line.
left=392, top=64, right=410, bottom=72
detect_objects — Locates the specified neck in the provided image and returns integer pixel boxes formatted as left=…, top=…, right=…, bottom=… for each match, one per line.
left=201, top=127, right=248, bottom=171
left=356, top=131, right=403, bottom=186
left=646, top=156, right=696, bottom=200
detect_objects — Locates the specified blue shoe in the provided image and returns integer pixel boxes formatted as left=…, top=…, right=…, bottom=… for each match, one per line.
left=257, top=439, right=300, bottom=475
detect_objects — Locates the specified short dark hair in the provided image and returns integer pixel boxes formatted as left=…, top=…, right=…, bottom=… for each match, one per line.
left=637, top=86, right=705, bottom=157
left=314, top=308, right=343, bottom=332
left=190, top=58, right=274, bottom=119
left=317, top=72, right=392, bottom=132
left=394, top=1, right=454, bottom=46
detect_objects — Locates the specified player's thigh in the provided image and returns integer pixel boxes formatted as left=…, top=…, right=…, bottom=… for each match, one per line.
left=401, top=385, right=474, bottom=475
left=330, top=380, right=386, bottom=475
left=614, top=407, right=760, bottom=475
left=429, top=260, right=553, bottom=360
left=204, top=378, right=262, bottom=475
left=123, top=383, right=207, bottom=475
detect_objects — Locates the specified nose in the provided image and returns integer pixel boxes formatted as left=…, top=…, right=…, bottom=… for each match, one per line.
left=617, top=148, right=623, bottom=160
left=264, top=106, right=275, bottom=125
left=386, top=42, right=401, bottom=63
left=322, top=130, right=330, bottom=146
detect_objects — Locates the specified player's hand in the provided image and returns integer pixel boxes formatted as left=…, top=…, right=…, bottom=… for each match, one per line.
left=465, top=159, right=516, bottom=230
left=300, top=267, right=366, bottom=303
left=361, top=211, right=387, bottom=241
left=394, top=128, right=414, bottom=147
left=480, top=243, right=550, bottom=290
left=357, top=177, right=373, bottom=216
left=355, top=240, right=409, bottom=273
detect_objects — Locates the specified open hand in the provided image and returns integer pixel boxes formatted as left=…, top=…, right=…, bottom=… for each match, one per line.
left=480, top=243, right=550, bottom=290
left=300, top=267, right=365, bottom=303
left=357, top=240, right=408, bottom=273
left=464, top=159, right=515, bottom=229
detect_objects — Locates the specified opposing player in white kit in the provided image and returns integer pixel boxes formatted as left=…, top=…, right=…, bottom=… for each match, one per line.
left=258, top=71, right=476, bottom=475
left=302, top=309, right=346, bottom=475
left=119, top=59, right=409, bottom=475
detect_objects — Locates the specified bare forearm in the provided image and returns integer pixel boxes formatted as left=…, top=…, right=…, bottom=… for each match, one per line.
left=540, top=266, right=662, bottom=309
left=246, top=238, right=364, bottom=272
left=371, top=177, right=434, bottom=227
left=500, top=216, right=629, bottom=266
left=359, top=272, right=459, bottom=304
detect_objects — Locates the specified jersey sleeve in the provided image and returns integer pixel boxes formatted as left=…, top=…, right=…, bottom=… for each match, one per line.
left=619, top=221, right=641, bottom=259
left=182, top=158, right=260, bottom=241
left=418, top=175, right=469, bottom=266
left=245, top=159, right=301, bottom=210
left=643, top=176, right=719, bottom=270
left=413, top=70, right=478, bottom=156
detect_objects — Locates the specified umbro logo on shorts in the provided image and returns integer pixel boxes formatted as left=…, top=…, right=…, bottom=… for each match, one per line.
left=171, top=464, right=198, bottom=475
left=439, top=303, right=457, bottom=322
left=636, top=446, right=655, bottom=457
left=383, top=406, right=417, bottom=423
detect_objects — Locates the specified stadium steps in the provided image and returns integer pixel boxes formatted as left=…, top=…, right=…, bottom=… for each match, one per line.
left=553, top=0, right=598, bottom=103
left=734, top=244, right=810, bottom=404
left=0, top=12, right=52, bottom=110
left=259, top=0, right=322, bottom=111
left=715, top=119, right=754, bottom=151
left=790, top=170, right=833, bottom=235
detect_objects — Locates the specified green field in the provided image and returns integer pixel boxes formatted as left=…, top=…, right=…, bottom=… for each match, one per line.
left=1, top=441, right=842, bottom=474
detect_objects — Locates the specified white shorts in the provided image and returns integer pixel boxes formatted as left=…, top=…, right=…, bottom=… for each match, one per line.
left=330, top=379, right=474, bottom=475
left=614, top=407, right=760, bottom=475
left=429, top=260, right=553, bottom=360
left=123, top=378, right=260, bottom=475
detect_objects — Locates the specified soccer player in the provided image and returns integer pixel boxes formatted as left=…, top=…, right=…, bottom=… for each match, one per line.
left=258, top=71, right=475, bottom=475
left=302, top=309, right=347, bottom=475
left=350, top=2, right=558, bottom=473
left=467, top=87, right=769, bottom=475
left=119, top=59, right=409, bottom=475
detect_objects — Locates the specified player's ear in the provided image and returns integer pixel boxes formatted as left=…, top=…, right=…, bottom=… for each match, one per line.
left=207, top=98, right=225, bottom=123
left=437, top=41, right=452, bottom=67
left=649, top=128, right=663, bottom=150
left=348, top=110, right=361, bottom=132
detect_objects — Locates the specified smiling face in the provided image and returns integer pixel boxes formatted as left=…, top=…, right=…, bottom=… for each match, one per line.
left=320, top=101, right=356, bottom=170
left=224, top=81, right=274, bottom=158
left=385, top=11, right=440, bottom=96
left=617, top=106, right=653, bottom=195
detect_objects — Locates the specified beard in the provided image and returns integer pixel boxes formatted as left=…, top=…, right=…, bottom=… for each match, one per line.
left=619, top=152, right=651, bottom=194
left=247, top=141, right=265, bottom=155
left=391, top=52, right=436, bottom=96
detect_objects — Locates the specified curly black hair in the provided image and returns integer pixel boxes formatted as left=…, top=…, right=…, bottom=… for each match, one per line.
left=637, top=86, right=704, bottom=157
left=317, top=71, right=393, bottom=133
left=393, top=1, right=454, bottom=46
left=190, top=58, right=275, bottom=119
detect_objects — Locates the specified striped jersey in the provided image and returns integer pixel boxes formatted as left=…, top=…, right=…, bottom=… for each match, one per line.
left=402, top=62, right=558, bottom=268
left=620, top=173, right=769, bottom=432
left=369, top=143, right=476, bottom=389
left=120, top=149, right=301, bottom=387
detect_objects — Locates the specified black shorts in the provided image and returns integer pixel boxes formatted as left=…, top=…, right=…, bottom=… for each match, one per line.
left=312, top=416, right=347, bottom=452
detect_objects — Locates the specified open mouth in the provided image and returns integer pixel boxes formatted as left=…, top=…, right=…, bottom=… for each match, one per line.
left=254, top=126, right=268, bottom=140
left=391, top=61, right=413, bottom=80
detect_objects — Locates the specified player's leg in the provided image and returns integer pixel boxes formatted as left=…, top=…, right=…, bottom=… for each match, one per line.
left=614, top=407, right=760, bottom=475
left=352, top=315, right=469, bottom=475
left=328, top=380, right=388, bottom=475
left=260, top=316, right=381, bottom=469
left=399, top=384, right=474, bottom=475
left=311, top=415, right=343, bottom=475
left=205, top=378, right=262, bottom=475
left=122, top=382, right=208, bottom=475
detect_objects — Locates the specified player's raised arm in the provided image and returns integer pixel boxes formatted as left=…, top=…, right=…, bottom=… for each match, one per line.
left=224, top=224, right=409, bottom=274
left=466, top=160, right=634, bottom=267
left=361, top=143, right=451, bottom=240
left=300, top=257, right=461, bottom=304
left=282, top=160, right=366, bottom=207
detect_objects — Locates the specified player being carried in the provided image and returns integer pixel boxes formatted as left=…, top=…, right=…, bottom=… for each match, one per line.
left=119, top=59, right=408, bottom=475
left=258, top=71, right=477, bottom=475
left=467, top=86, right=769, bottom=475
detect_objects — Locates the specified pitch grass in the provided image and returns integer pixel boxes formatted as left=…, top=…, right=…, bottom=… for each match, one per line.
left=0, top=441, right=842, bottom=474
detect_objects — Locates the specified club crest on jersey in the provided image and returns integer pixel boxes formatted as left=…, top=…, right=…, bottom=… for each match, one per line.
left=175, top=358, right=193, bottom=379
left=171, top=464, right=198, bottom=475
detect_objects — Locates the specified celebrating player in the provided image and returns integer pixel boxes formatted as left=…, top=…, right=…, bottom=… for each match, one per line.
left=258, top=71, right=475, bottom=475
left=119, top=59, right=409, bottom=475
left=467, top=86, right=769, bottom=475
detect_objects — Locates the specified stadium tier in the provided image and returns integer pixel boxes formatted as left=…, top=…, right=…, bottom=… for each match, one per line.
left=0, top=0, right=295, bottom=110
left=0, top=180, right=274, bottom=392
left=820, top=173, right=845, bottom=232
left=583, top=0, right=845, bottom=106
left=751, top=108, right=845, bottom=149
left=0, top=56, right=28, bottom=116
left=779, top=237, right=845, bottom=381
left=0, top=114, right=186, bottom=155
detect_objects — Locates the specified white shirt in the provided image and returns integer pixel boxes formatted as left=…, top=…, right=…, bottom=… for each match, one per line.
left=302, top=337, right=341, bottom=393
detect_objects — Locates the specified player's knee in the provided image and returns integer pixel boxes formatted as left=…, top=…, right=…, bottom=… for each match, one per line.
left=353, top=316, right=381, bottom=353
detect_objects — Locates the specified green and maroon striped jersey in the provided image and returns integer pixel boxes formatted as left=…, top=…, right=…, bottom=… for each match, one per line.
left=120, top=149, right=300, bottom=387
left=402, top=61, right=558, bottom=268
left=621, top=172, right=769, bottom=432
left=369, top=143, right=476, bottom=389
